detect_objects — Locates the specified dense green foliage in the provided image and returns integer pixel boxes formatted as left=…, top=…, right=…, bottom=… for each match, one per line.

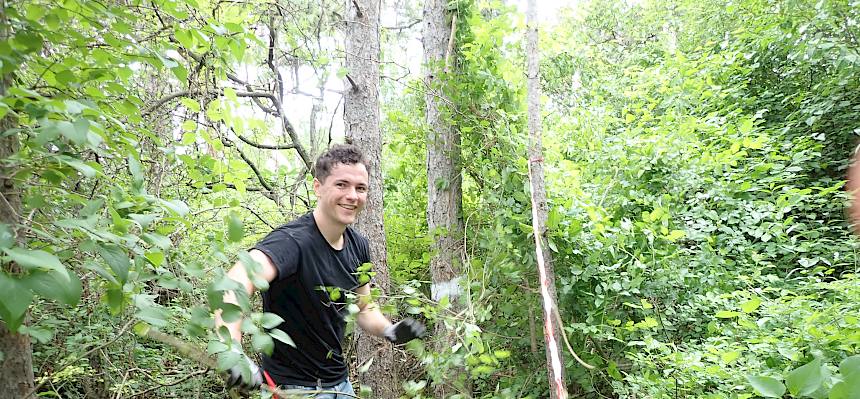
left=1, top=0, right=858, bottom=398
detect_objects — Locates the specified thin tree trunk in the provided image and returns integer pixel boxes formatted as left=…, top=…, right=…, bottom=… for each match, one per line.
left=423, top=1, right=468, bottom=397
left=343, top=1, right=397, bottom=398
left=526, top=1, right=568, bottom=398
left=0, top=3, right=35, bottom=396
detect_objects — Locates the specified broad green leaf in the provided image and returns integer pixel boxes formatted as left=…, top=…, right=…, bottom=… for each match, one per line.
left=180, top=98, right=201, bottom=112
left=715, top=310, right=740, bottom=318
left=128, top=156, right=144, bottom=185
left=829, top=379, right=860, bottom=399
left=0, top=223, right=14, bottom=249
left=0, top=272, right=34, bottom=331
left=746, top=375, right=785, bottom=398
left=144, top=251, right=165, bottom=267
left=141, top=233, right=172, bottom=250
left=4, top=247, right=67, bottom=275
left=741, top=297, right=762, bottom=313
left=840, top=355, right=860, bottom=379
left=786, top=358, right=824, bottom=397
left=216, top=348, right=241, bottom=372
left=106, top=286, right=124, bottom=315
left=251, top=331, right=274, bottom=355
left=22, top=269, right=82, bottom=306
left=56, top=120, right=86, bottom=145
left=97, top=244, right=130, bottom=283
left=269, top=328, right=296, bottom=348
left=227, top=212, right=244, bottom=242
left=57, top=155, right=99, bottom=178
left=260, top=313, right=284, bottom=329
left=135, top=306, right=169, bottom=327
left=207, top=339, right=229, bottom=355
left=219, top=303, right=242, bottom=323
left=19, top=325, right=53, bottom=343
left=159, top=199, right=190, bottom=216
left=738, top=118, right=754, bottom=134
left=128, top=213, right=158, bottom=229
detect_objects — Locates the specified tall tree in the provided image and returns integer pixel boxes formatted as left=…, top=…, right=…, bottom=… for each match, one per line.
left=343, top=0, right=397, bottom=397
left=526, top=1, right=568, bottom=398
left=0, top=2, right=35, bottom=396
left=423, top=0, right=467, bottom=397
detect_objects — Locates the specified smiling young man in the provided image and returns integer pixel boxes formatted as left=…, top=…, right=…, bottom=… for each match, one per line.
left=216, top=144, right=425, bottom=398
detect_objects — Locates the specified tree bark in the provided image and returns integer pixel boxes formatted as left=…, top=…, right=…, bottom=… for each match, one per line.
left=343, top=1, right=397, bottom=398
left=423, top=1, right=468, bottom=397
left=526, top=1, right=568, bottom=398
left=0, top=3, right=35, bottom=397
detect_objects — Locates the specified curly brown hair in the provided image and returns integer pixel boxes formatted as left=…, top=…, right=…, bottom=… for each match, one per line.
left=314, top=144, right=370, bottom=182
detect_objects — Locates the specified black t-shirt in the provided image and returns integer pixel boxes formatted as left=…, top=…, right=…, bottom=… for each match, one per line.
left=252, top=213, right=370, bottom=387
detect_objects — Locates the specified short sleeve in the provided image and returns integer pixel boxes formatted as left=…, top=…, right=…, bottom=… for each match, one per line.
left=252, top=229, right=300, bottom=281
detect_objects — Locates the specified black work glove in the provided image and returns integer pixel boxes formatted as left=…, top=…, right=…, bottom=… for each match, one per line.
left=224, top=345, right=263, bottom=392
left=383, top=318, right=426, bottom=345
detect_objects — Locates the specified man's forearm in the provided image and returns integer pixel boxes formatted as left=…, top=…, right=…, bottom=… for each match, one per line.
left=215, top=288, right=244, bottom=343
left=356, top=304, right=393, bottom=337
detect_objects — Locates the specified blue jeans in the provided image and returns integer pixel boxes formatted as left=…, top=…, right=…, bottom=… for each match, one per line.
left=281, top=379, right=354, bottom=399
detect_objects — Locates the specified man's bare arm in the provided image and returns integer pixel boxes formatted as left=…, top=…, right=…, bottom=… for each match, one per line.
left=215, top=249, right=279, bottom=342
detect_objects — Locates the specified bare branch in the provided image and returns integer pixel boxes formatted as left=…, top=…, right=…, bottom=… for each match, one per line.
left=383, top=19, right=422, bottom=30
left=236, top=134, right=297, bottom=150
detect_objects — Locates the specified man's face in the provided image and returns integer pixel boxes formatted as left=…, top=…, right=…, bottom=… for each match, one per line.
left=313, top=162, right=369, bottom=227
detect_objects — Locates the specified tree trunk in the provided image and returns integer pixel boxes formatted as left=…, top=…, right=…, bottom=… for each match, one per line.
left=423, top=1, right=467, bottom=397
left=526, top=1, right=568, bottom=398
left=343, top=1, right=397, bottom=398
left=0, top=3, right=35, bottom=397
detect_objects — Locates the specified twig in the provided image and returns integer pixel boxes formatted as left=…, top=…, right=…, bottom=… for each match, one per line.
left=383, top=19, right=422, bottom=31
left=553, top=307, right=595, bottom=370
left=127, top=368, right=210, bottom=398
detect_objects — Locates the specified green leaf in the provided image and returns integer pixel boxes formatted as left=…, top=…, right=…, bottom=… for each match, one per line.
left=180, top=98, right=201, bottom=112
left=227, top=212, right=244, bottom=242
left=128, top=156, right=144, bottom=186
left=746, top=375, right=786, bottom=398
left=715, top=310, right=740, bottom=318
left=829, top=376, right=860, bottom=399
left=840, top=355, right=860, bottom=379
left=22, top=269, right=81, bottom=306
left=57, top=155, right=98, bottom=178
left=0, top=272, right=34, bottom=331
left=252, top=331, right=274, bottom=355
left=741, top=297, right=762, bottom=313
left=4, top=247, right=67, bottom=275
left=786, top=358, right=824, bottom=397
left=56, top=120, right=86, bottom=145
left=128, top=213, right=158, bottom=229
left=135, top=306, right=169, bottom=327
left=159, top=199, right=190, bottom=217
left=269, top=328, right=296, bottom=348
left=144, top=251, right=165, bottom=267
left=216, top=348, right=241, bottom=371
left=19, top=325, right=53, bottom=343
left=260, top=313, right=284, bottom=329
left=207, top=339, right=229, bottom=355
left=106, top=286, right=124, bottom=315
left=97, top=244, right=130, bottom=283
left=219, top=303, right=242, bottom=323
left=738, top=118, right=754, bottom=134
left=0, top=223, right=14, bottom=249
left=141, top=233, right=172, bottom=250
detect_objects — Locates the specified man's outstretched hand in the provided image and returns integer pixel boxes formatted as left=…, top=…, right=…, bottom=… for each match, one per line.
left=383, top=318, right=426, bottom=345
left=224, top=345, right=263, bottom=392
